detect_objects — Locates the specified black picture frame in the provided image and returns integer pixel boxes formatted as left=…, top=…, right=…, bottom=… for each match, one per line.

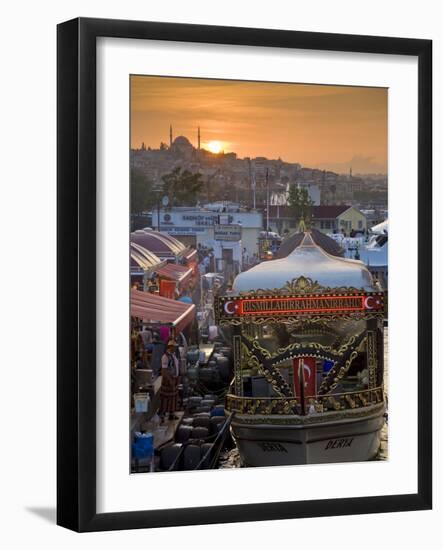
left=57, top=17, right=432, bottom=532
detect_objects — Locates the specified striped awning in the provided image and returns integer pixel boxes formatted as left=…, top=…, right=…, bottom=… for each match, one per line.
left=130, top=242, right=164, bottom=272
left=131, top=289, right=195, bottom=333
left=183, top=247, right=197, bottom=262
left=156, top=263, right=193, bottom=287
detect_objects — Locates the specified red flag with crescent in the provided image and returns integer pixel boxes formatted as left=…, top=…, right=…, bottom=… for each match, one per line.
left=292, top=357, right=317, bottom=399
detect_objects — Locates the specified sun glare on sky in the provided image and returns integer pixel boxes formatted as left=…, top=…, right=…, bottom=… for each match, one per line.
left=131, top=76, right=388, bottom=174
left=206, top=140, right=223, bottom=154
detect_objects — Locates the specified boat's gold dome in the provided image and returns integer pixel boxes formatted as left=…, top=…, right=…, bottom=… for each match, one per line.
left=233, top=232, right=375, bottom=293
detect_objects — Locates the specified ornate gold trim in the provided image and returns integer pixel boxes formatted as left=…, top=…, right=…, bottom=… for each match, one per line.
left=227, top=391, right=385, bottom=420
left=367, top=330, right=377, bottom=391
left=232, top=334, right=243, bottom=397
left=238, top=276, right=368, bottom=296
left=241, top=339, right=294, bottom=398
left=218, top=311, right=385, bottom=327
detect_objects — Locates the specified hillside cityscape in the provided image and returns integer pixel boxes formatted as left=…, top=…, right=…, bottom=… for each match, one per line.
left=131, top=127, right=387, bottom=236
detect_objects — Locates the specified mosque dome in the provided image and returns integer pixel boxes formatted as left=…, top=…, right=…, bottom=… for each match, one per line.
left=172, top=135, right=192, bottom=146
left=171, top=136, right=194, bottom=153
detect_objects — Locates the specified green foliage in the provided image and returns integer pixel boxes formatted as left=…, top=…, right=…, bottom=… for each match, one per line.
left=162, top=167, right=204, bottom=206
left=130, top=167, right=156, bottom=214
left=287, top=186, right=314, bottom=227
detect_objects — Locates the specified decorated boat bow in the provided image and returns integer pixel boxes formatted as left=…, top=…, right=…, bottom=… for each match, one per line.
left=215, top=232, right=387, bottom=465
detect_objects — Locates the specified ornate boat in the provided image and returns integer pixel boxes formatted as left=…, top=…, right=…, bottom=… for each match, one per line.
left=215, top=232, right=387, bottom=467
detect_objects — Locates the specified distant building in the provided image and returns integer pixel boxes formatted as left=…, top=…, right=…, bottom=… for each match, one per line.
left=267, top=205, right=295, bottom=235
left=150, top=205, right=263, bottom=273
left=267, top=204, right=367, bottom=236
left=311, top=205, right=367, bottom=234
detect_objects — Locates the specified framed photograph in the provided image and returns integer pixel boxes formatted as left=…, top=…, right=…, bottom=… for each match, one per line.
left=57, top=17, right=432, bottom=532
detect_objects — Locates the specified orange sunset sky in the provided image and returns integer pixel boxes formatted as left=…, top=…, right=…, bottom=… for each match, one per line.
left=131, top=76, right=387, bottom=174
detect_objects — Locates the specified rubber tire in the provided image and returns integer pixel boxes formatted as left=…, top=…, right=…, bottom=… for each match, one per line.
left=191, top=426, right=209, bottom=439
left=193, top=416, right=211, bottom=429
left=160, top=443, right=183, bottom=470
left=175, top=425, right=193, bottom=443
left=181, top=417, right=194, bottom=426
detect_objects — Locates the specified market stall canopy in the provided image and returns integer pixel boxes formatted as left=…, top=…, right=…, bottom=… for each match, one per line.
left=131, top=289, right=196, bottom=333
left=156, top=263, right=193, bottom=287
left=130, top=242, right=164, bottom=272
left=233, top=232, right=376, bottom=293
left=131, top=228, right=196, bottom=262
left=275, top=228, right=344, bottom=259
left=182, top=247, right=197, bottom=262
left=131, top=229, right=184, bottom=259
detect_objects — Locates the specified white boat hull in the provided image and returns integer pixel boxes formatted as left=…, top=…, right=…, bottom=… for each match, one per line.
left=230, top=403, right=385, bottom=466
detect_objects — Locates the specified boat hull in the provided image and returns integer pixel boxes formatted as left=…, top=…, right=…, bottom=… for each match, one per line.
left=230, top=404, right=385, bottom=467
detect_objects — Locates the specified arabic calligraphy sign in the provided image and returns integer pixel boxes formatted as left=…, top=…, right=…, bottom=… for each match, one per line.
left=215, top=292, right=385, bottom=322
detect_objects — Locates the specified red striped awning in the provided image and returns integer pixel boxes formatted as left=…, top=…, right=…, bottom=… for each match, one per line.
left=156, top=263, right=193, bottom=287
left=131, top=289, right=195, bottom=333
left=183, top=248, right=197, bottom=262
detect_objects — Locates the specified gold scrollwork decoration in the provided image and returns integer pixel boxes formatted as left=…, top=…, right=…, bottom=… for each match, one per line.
left=237, top=276, right=367, bottom=296
left=218, top=312, right=385, bottom=327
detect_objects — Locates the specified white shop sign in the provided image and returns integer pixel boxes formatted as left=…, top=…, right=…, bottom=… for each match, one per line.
left=214, top=224, right=241, bottom=241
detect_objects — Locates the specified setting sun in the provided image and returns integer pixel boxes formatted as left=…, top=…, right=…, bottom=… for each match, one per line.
left=206, top=140, right=223, bottom=154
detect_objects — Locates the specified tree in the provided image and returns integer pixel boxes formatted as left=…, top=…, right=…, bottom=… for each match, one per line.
left=287, top=185, right=314, bottom=228
left=162, top=167, right=204, bottom=206
left=130, top=167, right=155, bottom=214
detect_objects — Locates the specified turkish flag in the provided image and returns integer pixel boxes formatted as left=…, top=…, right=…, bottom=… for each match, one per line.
left=292, top=357, right=317, bottom=399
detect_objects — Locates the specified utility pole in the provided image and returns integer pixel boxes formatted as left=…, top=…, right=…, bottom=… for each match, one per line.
left=266, top=168, right=270, bottom=233
left=157, top=193, right=161, bottom=232
left=248, top=159, right=256, bottom=210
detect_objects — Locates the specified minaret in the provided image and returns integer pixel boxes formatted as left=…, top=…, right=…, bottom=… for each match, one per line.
left=169, top=124, right=173, bottom=147
left=198, top=126, right=201, bottom=150
left=349, top=166, right=353, bottom=180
